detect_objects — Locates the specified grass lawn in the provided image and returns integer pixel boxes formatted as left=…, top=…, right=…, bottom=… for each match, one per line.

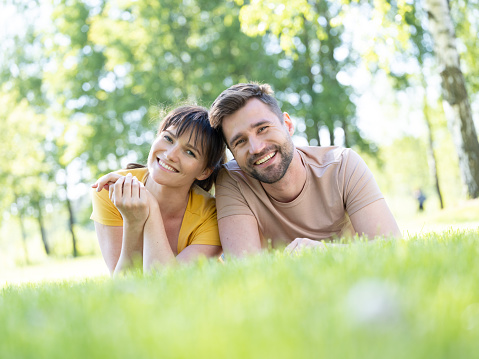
left=1, top=230, right=479, bottom=358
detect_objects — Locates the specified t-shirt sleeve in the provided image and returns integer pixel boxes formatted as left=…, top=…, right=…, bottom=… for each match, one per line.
left=338, top=149, right=384, bottom=215
left=90, top=188, right=123, bottom=226
left=188, top=208, right=221, bottom=247
left=215, top=168, right=254, bottom=220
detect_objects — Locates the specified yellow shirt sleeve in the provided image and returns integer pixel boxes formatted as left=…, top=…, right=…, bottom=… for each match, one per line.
left=90, top=187, right=123, bottom=226
left=188, top=208, right=221, bottom=246
left=90, top=167, right=149, bottom=226
left=177, top=186, right=221, bottom=253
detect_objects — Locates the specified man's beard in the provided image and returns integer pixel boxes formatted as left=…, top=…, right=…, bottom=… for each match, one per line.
left=242, top=138, right=294, bottom=184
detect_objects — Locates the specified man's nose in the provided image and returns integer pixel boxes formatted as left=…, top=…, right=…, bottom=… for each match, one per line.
left=248, top=136, right=266, bottom=155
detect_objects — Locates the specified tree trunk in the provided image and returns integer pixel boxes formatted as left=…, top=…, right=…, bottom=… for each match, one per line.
left=424, top=0, right=479, bottom=198
left=305, top=122, right=320, bottom=146
left=35, top=200, right=50, bottom=255
left=65, top=195, right=78, bottom=257
left=300, top=18, right=321, bottom=147
left=14, top=193, right=30, bottom=265
left=18, top=212, right=30, bottom=265
left=329, top=126, right=335, bottom=147
left=423, top=94, right=444, bottom=209
left=341, top=120, right=349, bottom=148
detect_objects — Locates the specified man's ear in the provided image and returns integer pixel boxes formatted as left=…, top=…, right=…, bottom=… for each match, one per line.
left=283, top=113, right=294, bottom=136
left=196, top=167, right=213, bottom=181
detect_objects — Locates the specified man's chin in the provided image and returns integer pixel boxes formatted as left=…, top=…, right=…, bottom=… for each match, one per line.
left=249, top=167, right=286, bottom=184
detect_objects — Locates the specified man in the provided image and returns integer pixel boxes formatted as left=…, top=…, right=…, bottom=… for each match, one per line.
left=209, top=83, right=401, bottom=256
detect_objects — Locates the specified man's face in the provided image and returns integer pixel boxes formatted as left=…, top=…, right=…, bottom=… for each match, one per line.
left=222, top=98, right=295, bottom=184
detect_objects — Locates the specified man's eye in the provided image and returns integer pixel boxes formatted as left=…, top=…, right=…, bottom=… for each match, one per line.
left=234, top=139, right=246, bottom=148
left=258, top=126, right=268, bottom=133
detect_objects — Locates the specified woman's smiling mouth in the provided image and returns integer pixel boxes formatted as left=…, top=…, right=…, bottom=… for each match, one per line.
left=158, top=158, right=179, bottom=172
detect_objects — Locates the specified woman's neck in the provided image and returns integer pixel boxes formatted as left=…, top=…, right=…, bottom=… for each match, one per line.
left=145, top=177, right=190, bottom=218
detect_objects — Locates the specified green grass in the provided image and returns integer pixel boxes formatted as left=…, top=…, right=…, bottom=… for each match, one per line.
left=2, top=230, right=479, bottom=358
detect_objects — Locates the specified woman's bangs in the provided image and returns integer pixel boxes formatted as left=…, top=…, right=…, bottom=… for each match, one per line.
left=162, top=111, right=210, bottom=157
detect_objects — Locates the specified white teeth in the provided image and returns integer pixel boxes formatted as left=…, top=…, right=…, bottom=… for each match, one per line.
left=255, top=152, right=275, bottom=165
left=158, top=159, right=177, bottom=172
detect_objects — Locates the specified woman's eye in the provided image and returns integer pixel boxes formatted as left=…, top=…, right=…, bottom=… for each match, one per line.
left=186, top=150, right=196, bottom=158
left=164, top=135, right=173, bottom=143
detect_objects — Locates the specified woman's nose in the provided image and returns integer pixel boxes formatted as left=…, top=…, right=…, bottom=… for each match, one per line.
left=165, top=144, right=180, bottom=161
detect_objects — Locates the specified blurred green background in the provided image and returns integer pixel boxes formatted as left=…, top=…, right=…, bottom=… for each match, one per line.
left=1, top=0, right=478, bottom=274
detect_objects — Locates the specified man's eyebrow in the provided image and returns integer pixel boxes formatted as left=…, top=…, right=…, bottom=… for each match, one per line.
left=229, top=120, right=272, bottom=147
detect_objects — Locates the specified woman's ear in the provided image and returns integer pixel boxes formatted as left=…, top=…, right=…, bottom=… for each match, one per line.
left=196, top=167, right=213, bottom=181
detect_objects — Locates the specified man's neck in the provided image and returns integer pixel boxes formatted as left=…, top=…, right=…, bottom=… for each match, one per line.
left=261, top=149, right=306, bottom=203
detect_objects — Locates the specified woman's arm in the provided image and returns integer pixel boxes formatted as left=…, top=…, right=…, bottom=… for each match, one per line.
left=94, top=222, right=123, bottom=275
left=176, top=244, right=222, bottom=263
left=142, top=193, right=222, bottom=272
left=111, top=174, right=149, bottom=276
left=142, top=199, right=176, bottom=271
left=92, top=173, right=148, bottom=275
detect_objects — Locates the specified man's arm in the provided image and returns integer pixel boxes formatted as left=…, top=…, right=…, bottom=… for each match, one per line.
left=349, top=198, right=401, bottom=238
left=218, top=215, right=262, bottom=258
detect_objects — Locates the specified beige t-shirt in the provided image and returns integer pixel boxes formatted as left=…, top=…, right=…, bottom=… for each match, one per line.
left=215, top=146, right=384, bottom=246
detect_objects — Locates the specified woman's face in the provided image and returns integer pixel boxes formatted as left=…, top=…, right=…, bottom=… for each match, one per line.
left=147, top=126, right=212, bottom=189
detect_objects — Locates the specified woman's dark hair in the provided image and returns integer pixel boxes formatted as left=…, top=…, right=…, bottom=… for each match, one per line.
left=128, top=105, right=226, bottom=192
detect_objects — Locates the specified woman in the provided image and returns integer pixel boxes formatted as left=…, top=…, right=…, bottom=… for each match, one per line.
left=90, top=105, right=226, bottom=275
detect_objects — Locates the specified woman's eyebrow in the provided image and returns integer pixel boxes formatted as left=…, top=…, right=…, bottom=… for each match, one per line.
left=164, top=129, right=177, bottom=138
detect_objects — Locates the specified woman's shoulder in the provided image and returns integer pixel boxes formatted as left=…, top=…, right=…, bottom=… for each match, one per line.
left=187, top=185, right=216, bottom=217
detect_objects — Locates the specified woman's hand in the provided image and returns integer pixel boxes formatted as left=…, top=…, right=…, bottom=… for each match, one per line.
left=110, top=173, right=149, bottom=226
left=91, top=172, right=123, bottom=192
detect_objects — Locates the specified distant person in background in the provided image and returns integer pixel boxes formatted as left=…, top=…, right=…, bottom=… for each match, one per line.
left=90, top=106, right=225, bottom=275
left=209, top=83, right=401, bottom=257
left=415, top=189, right=426, bottom=212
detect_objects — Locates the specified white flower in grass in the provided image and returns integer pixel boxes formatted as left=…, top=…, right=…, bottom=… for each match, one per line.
left=345, top=279, right=401, bottom=327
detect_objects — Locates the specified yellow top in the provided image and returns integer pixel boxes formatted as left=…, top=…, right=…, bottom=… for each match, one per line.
left=90, top=167, right=221, bottom=253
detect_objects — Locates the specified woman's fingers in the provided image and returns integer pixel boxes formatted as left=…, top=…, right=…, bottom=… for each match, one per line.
left=122, top=173, right=133, bottom=199
left=112, top=176, right=126, bottom=205
left=139, top=180, right=146, bottom=200
left=92, top=173, right=123, bottom=192
left=131, top=176, right=141, bottom=198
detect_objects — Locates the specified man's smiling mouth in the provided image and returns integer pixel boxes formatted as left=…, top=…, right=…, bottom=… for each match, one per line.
left=254, top=151, right=276, bottom=165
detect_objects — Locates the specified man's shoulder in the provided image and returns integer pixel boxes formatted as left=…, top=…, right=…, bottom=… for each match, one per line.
left=297, top=146, right=353, bottom=167
left=217, top=160, right=255, bottom=184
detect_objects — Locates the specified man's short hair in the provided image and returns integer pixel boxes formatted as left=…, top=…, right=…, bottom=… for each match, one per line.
left=209, top=83, right=284, bottom=133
